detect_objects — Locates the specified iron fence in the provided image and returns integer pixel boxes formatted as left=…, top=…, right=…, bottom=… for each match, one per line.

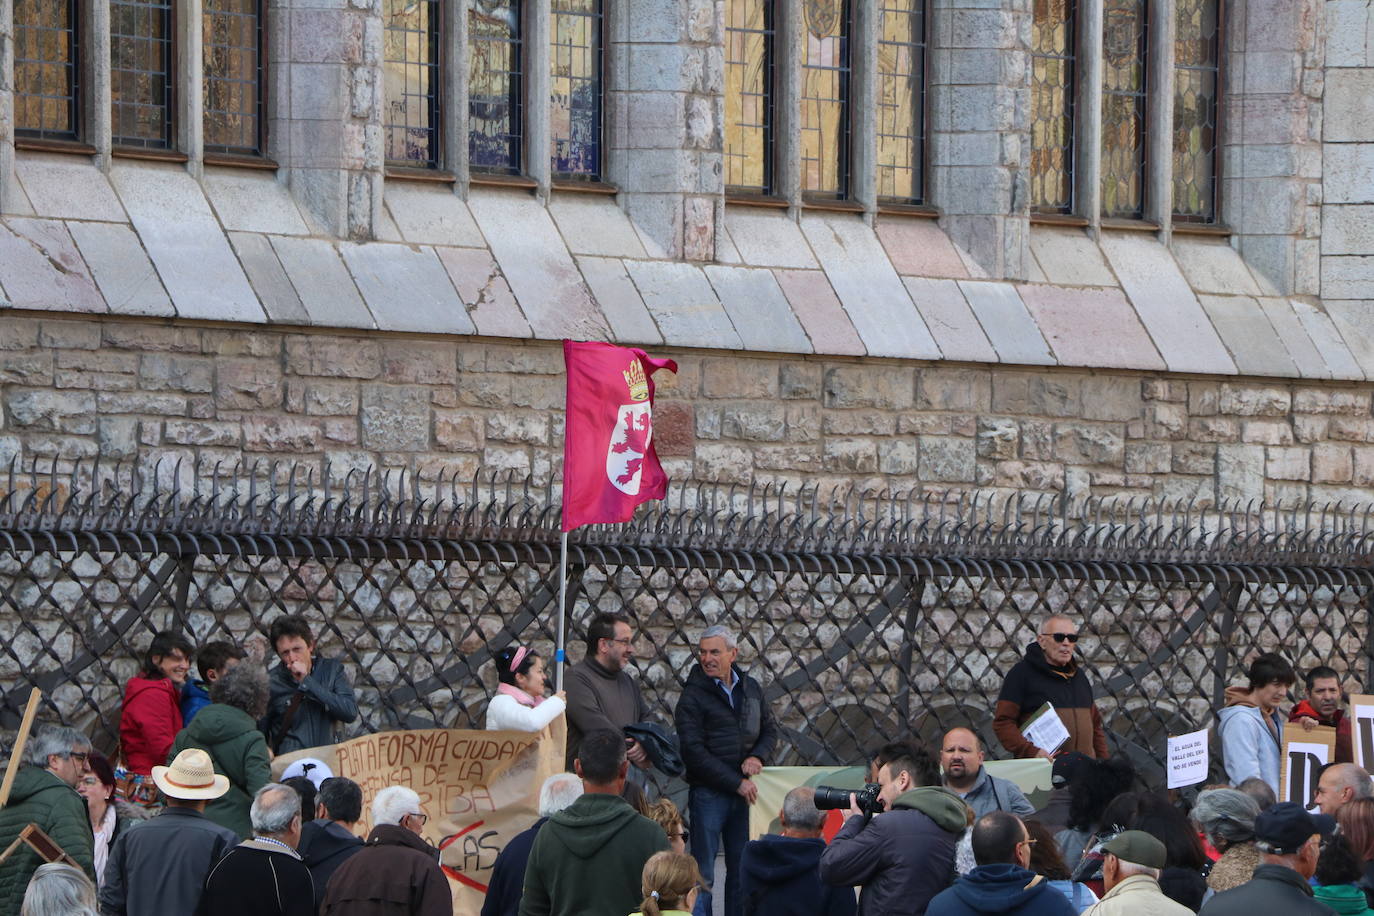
left=2, top=456, right=1372, bottom=787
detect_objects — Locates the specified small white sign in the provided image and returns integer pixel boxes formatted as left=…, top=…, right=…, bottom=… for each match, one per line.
left=1167, top=729, right=1209, bottom=789
left=1021, top=703, right=1071, bottom=756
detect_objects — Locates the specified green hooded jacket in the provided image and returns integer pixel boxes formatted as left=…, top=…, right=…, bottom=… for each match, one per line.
left=890, top=785, right=971, bottom=831
left=518, top=792, right=671, bottom=916
left=1315, top=884, right=1374, bottom=915
left=169, top=703, right=271, bottom=840
left=0, top=766, right=96, bottom=914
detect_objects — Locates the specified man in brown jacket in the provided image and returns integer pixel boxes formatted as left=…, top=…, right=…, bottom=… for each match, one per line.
left=993, top=615, right=1108, bottom=760
left=319, top=785, right=452, bottom=916
left=564, top=612, right=651, bottom=772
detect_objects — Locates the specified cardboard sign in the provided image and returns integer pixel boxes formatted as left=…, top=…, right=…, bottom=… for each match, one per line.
left=1350, top=695, right=1374, bottom=772
left=273, top=717, right=565, bottom=916
left=1167, top=729, right=1209, bottom=789
left=1282, top=721, right=1336, bottom=810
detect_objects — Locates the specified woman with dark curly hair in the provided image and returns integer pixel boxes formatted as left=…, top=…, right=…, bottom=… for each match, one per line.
left=1054, top=755, right=1137, bottom=874
left=167, top=663, right=272, bottom=839
left=1315, top=833, right=1374, bottom=915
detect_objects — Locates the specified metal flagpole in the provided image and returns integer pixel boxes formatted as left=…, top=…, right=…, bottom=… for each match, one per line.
left=556, top=530, right=568, bottom=692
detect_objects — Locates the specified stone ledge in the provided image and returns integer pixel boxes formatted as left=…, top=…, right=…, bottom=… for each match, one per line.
left=0, top=156, right=1367, bottom=382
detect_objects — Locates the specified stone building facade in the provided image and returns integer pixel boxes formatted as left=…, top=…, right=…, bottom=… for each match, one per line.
left=0, top=0, right=1370, bottom=512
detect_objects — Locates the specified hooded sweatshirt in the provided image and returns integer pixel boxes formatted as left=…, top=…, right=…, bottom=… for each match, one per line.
left=1217, top=685, right=1284, bottom=794
left=169, top=702, right=272, bottom=839
left=1315, top=884, right=1374, bottom=915
left=518, top=792, right=670, bottom=916
left=994, top=643, right=1108, bottom=759
left=1291, top=699, right=1354, bottom=763
left=925, top=864, right=1078, bottom=916
left=819, top=787, right=968, bottom=916
left=740, top=834, right=857, bottom=916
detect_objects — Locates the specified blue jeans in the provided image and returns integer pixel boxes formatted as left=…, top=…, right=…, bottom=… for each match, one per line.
left=689, top=785, right=749, bottom=916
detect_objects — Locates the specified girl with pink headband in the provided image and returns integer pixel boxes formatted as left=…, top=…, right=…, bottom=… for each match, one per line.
left=485, top=645, right=568, bottom=732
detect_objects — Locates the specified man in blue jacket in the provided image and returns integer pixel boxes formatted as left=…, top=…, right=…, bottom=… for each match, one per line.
left=674, top=625, right=779, bottom=916
left=259, top=615, right=359, bottom=754
left=739, top=787, right=856, bottom=916
left=926, top=811, right=1076, bottom=916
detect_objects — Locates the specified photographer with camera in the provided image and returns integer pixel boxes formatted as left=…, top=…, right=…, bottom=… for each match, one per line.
left=817, top=751, right=970, bottom=916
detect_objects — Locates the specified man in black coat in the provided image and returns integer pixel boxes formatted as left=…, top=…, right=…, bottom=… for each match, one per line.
left=674, top=625, right=779, bottom=916
left=198, top=783, right=315, bottom=916
left=739, top=787, right=856, bottom=916
left=297, top=777, right=365, bottom=911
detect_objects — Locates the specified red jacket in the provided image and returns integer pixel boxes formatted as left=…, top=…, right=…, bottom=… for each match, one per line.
left=1289, top=699, right=1353, bottom=763
left=120, top=676, right=183, bottom=774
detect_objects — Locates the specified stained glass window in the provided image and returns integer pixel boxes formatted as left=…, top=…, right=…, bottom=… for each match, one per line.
left=14, top=0, right=80, bottom=141
left=800, top=0, right=850, bottom=198
left=111, top=0, right=174, bottom=149
left=384, top=0, right=441, bottom=168
left=1030, top=0, right=1075, bottom=213
left=876, top=0, right=925, bottom=204
left=1100, top=0, right=1147, bottom=218
left=724, top=0, right=773, bottom=194
left=469, top=0, right=522, bottom=173
left=1174, top=0, right=1219, bottom=221
left=550, top=0, right=603, bottom=178
left=204, top=0, right=264, bottom=156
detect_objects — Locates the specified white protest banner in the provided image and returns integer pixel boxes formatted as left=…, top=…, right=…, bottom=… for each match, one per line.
left=1166, top=729, right=1209, bottom=789
left=1282, top=721, right=1336, bottom=811
left=273, top=717, right=565, bottom=916
left=1350, top=694, right=1374, bottom=772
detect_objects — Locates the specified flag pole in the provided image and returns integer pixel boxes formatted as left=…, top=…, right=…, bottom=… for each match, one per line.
left=556, top=529, right=568, bottom=692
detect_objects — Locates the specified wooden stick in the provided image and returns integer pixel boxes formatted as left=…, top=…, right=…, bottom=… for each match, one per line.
left=0, top=688, right=43, bottom=808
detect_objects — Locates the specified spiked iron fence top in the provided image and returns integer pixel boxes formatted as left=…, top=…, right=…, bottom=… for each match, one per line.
left=2, top=455, right=1374, bottom=790
left=3, top=457, right=1374, bottom=571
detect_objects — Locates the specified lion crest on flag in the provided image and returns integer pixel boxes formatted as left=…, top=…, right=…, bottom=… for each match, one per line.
left=607, top=360, right=654, bottom=495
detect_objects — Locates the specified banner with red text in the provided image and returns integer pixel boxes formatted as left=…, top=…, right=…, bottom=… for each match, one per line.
left=274, top=717, right=565, bottom=916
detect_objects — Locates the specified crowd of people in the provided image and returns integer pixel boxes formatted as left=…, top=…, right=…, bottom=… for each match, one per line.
left=1, top=610, right=1372, bottom=916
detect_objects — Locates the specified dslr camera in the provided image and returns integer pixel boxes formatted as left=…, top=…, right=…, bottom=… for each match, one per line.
left=813, top=783, right=883, bottom=817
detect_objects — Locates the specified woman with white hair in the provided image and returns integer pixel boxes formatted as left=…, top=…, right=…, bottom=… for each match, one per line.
left=1193, top=788, right=1261, bottom=895
left=21, top=863, right=98, bottom=916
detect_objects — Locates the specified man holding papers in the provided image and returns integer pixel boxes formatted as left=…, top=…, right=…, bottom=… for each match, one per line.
left=993, top=615, right=1109, bottom=760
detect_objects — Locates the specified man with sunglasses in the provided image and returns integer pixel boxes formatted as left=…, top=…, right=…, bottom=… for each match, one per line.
left=993, top=616, right=1108, bottom=761
left=0, top=725, right=97, bottom=913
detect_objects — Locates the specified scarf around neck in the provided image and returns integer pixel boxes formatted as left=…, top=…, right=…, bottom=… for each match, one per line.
left=497, top=682, right=545, bottom=707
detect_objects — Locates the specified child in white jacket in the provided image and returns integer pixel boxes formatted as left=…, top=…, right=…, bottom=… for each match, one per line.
left=486, top=646, right=568, bottom=732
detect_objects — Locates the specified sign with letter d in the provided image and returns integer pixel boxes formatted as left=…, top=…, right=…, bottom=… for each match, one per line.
left=1282, top=721, right=1336, bottom=811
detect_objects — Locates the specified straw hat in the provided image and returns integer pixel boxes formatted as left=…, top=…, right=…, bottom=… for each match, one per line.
left=152, top=749, right=231, bottom=800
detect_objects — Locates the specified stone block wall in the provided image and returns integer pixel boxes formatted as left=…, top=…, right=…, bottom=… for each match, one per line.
left=3, top=315, right=1371, bottom=505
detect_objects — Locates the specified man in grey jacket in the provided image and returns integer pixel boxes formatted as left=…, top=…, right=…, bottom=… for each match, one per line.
left=564, top=612, right=650, bottom=771
left=259, top=615, right=359, bottom=755
left=940, top=728, right=1035, bottom=819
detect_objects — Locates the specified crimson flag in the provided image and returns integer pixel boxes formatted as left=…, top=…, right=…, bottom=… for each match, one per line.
left=561, top=340, right=678, bottom=532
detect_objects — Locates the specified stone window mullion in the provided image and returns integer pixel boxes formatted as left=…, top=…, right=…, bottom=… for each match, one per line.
left=778, top=0, right=801, bottom=205
left=851, top=0, right=876, bottom=213
left=527, top=0, right=551, bottom=192
left=1074, top=0, right=1101, bottom=226
left=1144, top=0, right=1173, bottom=235
left=89, top=0, right=111, bottom=159
left=186, top=0, right=205, bottom=166
left=446, top=0, right=467, bottom=184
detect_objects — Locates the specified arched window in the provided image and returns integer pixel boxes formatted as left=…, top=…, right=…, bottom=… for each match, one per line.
left=876, top=0, right=926, bottom=205
left=550, top=0, right=603, bottom=178
left=13, top=0, right=80, bottom=141
left=1101, top=0, right=1147, bottom=218
left=800, top=0, right=852, bottom=200
left=1173, top=0, right=1220, bottom=222
left=203, top=0, right=266, bottom=157
left=383, top=0, right=443, bottom=168
left=724, top=0, right=774, bottom=194
left=1029, top=0, right=1075, bottom=213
